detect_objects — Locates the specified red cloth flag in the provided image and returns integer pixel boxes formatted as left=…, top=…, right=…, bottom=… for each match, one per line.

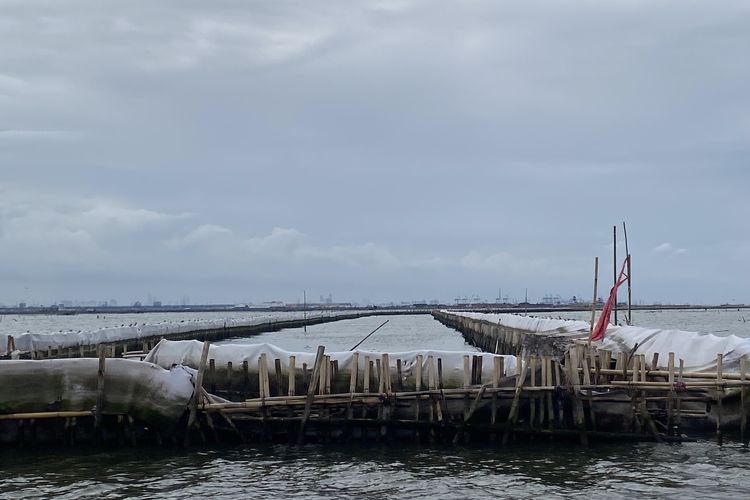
left=590, top=258, right=629, bottom=342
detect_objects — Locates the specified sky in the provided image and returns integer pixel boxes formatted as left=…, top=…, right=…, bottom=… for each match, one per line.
left=1, top=0, right=749, bottom=306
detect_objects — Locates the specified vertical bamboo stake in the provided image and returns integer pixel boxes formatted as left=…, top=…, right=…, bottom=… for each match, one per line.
left=415, top=354, right=423, bottom=425
left=187, top=341, right=210, bottom=436
left=462, top=354, right=471, bottom=420
left=427, top=355, right=435, bottom=423
left=363, top=356, right=371, bottom=393
left=716, top=353, right=723, bottom=441
left=651, top=352, right=659, bottom=371
left=297, top=345, right=325, bottom=445
left=588, top=256, right=599, bottom=345
left=396, top=359, right=403, bottom=391
left=613, top=224, right=618, bottom=325
left=623, top=221, right=632, bottom=325
left=741, top=356, right=747, bottom=443
left=491, top=356, right=501, bottom=425
left=529, top=356, right=537, bottom=427
left=258, top=354, right=268, bottom=398
left=545, top=357, right=554, bottom=428
left=539, top=356, right=547, bottom=426
left=242, top=360, right=250, bottom=397
left=289, top=355, right=297, bottom=396
left=676, top=358, right=684, bottom=429
left=415, top=355, right=423, bottom=391
left=381, top=353, right=391, bottom=394
left=274, top=358, right=283, bottom=396
left=639, top=354, right=646, bottom=382
left=94, top=345, right=106, bottom=433
left=349, top=353, right=358, bottom=394
left=667, top=352, right=675, bottom=434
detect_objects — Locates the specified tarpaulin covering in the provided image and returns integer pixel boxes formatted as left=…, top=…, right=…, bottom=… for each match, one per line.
left=447, top=311, right=750, bottom=373
left=0, top=358, right=194, bottom=424
left=0, top=311, right=358, bottom=355
left=145, top=339, right=518, bottom=392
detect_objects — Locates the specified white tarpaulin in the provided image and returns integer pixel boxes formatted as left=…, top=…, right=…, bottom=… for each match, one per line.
left=0, top=311, right=358, bottom=355
left=0, top=358, right=195, bottom=424
left=448, top=310, right=750, bottom=372
left=145, top=339, right=517, bottom=390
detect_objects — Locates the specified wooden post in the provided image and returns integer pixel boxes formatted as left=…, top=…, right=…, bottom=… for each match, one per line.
left=539, top=356, right=548, bottom=427
left=94, top=345, right=106, bottom=435
left=463, top=355, right=471, bottom=387
left=462, top=354, right=471, bottom=420
left=588, top=256, right=599, bottom=345
left=396, top=358, right=403, bottom=391
left=545, top=357, right=554, bottom=428
left=289, top=355, right=297, bottom=396
left=676, top=358, right=684, bottom=429
left=613, top=224, right=618, bottom=325
left=639, top=354, right=646, bottom=382
left=503, top=355, right=529, bottom=446
left=415, top=354, right=423, bottom=426
left=741, top=356, right=748, bottom=443
left=186, top=341, right=211, bottom=437
left=427, top=355, right=438, bottom=423
left=529, top=356, right=537, bottom=427
left=716, top=353, right=723, bottom=442
left=667, top=352, right=675, bottom=434
left=348, top=353, right=358, bottom=394
left=274, top=358, right=283, bottom=397
left=297, top=345, right=325, bottom=445
left=209, top=359, right=216, bottom=393
left=567, top=349, right=588, bottom=446
left=363, top=356, right=371, bottom=393
left=491, top=356, right=501, bottom=425
left=242, top=360, right=250, bottom=397
left=381, top=353, right=391, bottom=394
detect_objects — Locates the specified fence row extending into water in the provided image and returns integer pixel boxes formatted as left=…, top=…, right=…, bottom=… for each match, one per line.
left=432, top=310, right=750, bottom=443
left=2, top=310, right=749, bottom=447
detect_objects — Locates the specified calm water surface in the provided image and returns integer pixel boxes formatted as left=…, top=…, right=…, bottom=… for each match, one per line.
left=3, top=310, right=750, bottom=498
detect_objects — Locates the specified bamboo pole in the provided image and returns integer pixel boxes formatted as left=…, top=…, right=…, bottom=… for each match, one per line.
left=363, top=356, right=371, bottom=393
left=741, top=356, right=748, bottom=443
left=613, top=224, right=618, bottom=325
left=188, top=341, right=211, bottom=432
left=349, top=353, right=358, bottom=394
left=589, top=257, right=599, bottom=345
left=623, top=221, right=632, bottom=325
left=289, top=355, right=297, bottom=396
left=0, top=411, right=96, bottom=420
left=297, top=345, right=325, bottom=445
left=716, top=353, right=723, bottom=442
left=503, top=354, right=529, bottom=446
left=94, top=345, right=106, bottom=433
left=667, top=352, right=675, bottom=434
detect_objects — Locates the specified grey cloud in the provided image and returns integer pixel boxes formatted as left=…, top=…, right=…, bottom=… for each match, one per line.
left=1, top=1, right=749, bottom=305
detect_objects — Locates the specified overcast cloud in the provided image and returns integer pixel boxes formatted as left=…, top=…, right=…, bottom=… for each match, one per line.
left=1, top=0, right=749, bottom=306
